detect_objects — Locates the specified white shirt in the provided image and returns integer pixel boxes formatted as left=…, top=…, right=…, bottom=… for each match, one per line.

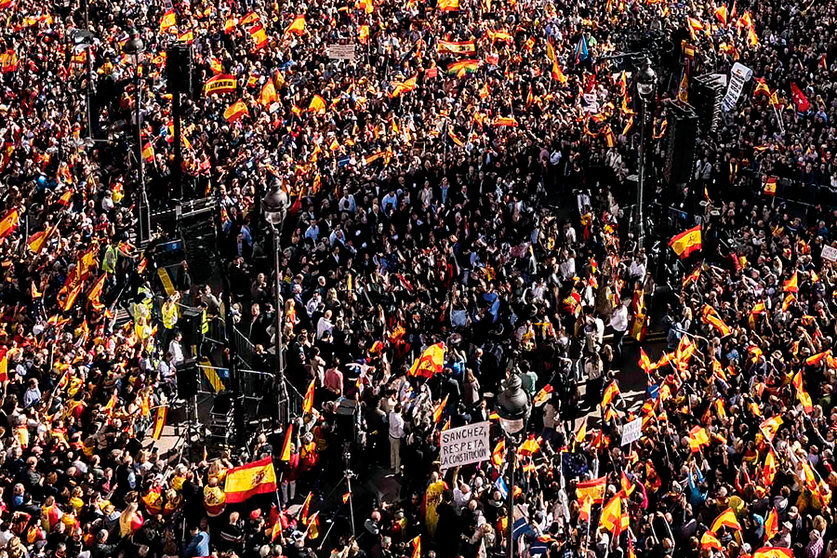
left=169, top=340, right=184, bottom=365
left=388, top=410, right=405, bottom=439
left=610, top=305, right=629, bottom=333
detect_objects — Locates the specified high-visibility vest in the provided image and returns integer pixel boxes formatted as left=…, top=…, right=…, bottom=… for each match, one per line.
left=200, top=310, right=209, bottom=334
left=102, top=245, right=118, bottom=273
left=162, top=302, right=177, bottom=329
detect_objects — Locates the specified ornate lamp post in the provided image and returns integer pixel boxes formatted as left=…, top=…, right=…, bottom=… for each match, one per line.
left=496, top=374, right=531, bottom=558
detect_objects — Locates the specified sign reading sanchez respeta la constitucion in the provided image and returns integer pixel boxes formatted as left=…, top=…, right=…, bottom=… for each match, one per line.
left=439, top=421, right=491, bottom=470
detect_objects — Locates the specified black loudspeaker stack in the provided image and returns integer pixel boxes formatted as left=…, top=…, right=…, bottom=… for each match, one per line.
left=690, top=74, right=725, bottom=135
left=165, top=45, right=193, bottom=96
left=179, top=306, right=203, bottom=349
left=663, top=101, right=700, bottom=185
left=176, top=357, right=198, bottom=399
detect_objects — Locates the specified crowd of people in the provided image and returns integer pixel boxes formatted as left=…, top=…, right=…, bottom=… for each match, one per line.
left=0, top=0, right=835, bottom=557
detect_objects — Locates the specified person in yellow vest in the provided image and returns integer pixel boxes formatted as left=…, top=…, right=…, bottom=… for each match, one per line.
left=203, top=477, right=227, bottom=517
left=161, top=293, right=180, bottom=350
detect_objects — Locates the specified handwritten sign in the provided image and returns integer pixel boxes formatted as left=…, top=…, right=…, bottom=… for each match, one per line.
left=440, top=421, right=491, bottom=470
left=327, top=44, right=356, bottom=61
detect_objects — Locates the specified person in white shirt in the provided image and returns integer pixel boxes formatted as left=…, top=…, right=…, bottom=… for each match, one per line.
left=388, top=404, right=405, bottom=474
left=610, top=301, right=629, bottom=358
left=168, top=332, right=185, bottom=366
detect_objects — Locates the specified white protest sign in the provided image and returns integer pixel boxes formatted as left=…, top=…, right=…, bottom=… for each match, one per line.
left=327, top=44, right=356, bottom=61
left=439, top=421, right=491, bottom=470
left=620, top=417, right=643, bottom=446
left=822, top=245, right=837, bottom=263
left=722, top=62, right=752, bottom=112
left=582, top=93, right=599, bottom=113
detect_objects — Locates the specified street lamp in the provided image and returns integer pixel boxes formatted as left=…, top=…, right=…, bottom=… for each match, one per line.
left=634, top=58, right=657, bottom=250
left=496, top=374, right=531, bottom=558
left=124, top=36, right=151, bottom=246
left=263, top=182, right=290, bottom=425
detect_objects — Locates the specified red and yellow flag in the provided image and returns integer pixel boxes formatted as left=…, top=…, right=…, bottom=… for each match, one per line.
left=408, top=343, right=446, bottom=378
left=669, top=225, right=702, bottom=258
left=763, top=450, right=777, bottom=485
left=0, top=208, right=19, bottom=243
left=152, top=405, right=168, bottom=440
left=302, top=380, right=315, bottom=414
left=601, top=381, right=620, bottom=408
left=753, top=548, right=793, bottom=558
left=411, top=536, right=421, bottom=558
left=432, top=394, right=448, bottom=424
left=575, top=476, right=606, bottom=503
left=286, top=15, right=305, bottom=35
left=710, top=508, right=742, bottom=532
left=759, top=416, right=782, bottom=442
left=764, top=507, right=779, bottom=542
left=599, top=494, right=623, bottom=535
left=224, top=100, right=249, bottom=122
left=259, top=80, right=277, bottom=107
left=308, top=94, right=327, bottom=114
left=224, top=457, right=277, bottom=503
left=280, top=424, right=294, bottom=461
left=688, top=426, right=710, bottom=452
left=700, top=531, right=722, bottom=550
left=204, top=74, right=237, bottom=96
left=160, top=10, right=177, bottom=33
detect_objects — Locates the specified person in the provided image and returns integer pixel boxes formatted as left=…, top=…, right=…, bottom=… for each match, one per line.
left=388, top=404, right=405, bottom=475
left=182, top=524, right=210, bottom=557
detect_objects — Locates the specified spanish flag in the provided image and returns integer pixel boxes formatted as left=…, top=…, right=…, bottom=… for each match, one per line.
left=0, top=50, right=17, bottom=73
left=240, top=11, right=260, bottom=26
left=669, top=225, right=701, bottom=259
left=783, top=272, right=798, bottom=293
left=574, top=419, right=587, bottom=444
left=302, top=380, right=315, bottom=414
left=437, top=40, right=476, bottom=55
left=0, top=208, right=19, bottom=243
left=358, top=24, right=370, bottom=44
left=714, top=4, right=728, bottom=25
left=0, top=349, right=8, bottom=383
left=152, top=405, right=168, bottom=440
left=249, top=23, right=268, bottom=49
left=638, top=348, right=654, bottom=374
left=493, top=116, right=519, bottom=127
left=28, top=224, right=56, bottom=254
left=408, top=342, right=446, bottom=378
left=763, top=507, right=779, bottom=542
left=753, top=548, right=792, bottom=558
left=763, top=176, right=777, bottom=196
left=688, top=426, right=710, bottom=452
left=710, top=508, right=741, bottom=532
left=533, top=384, right=554, bottom=406
left=390, top=75, right=418, bottom=98
left=286, top=15, right=305, bottom=35
left=204, top=74, right=237, bottom=96
left=308, top=94, right=326, bottom=114
left=437, top=0, right=459, bottom=10
left=224, top=99, right=249, bottom=122
left=601, top=381, right=620, bottom=408
left=159, top=10, right=177, bottom=33
left=142, top=141, right=154, bottom=162
left=306, top=511, right=320, bottom=539
left=806, top=349, right=830, bottom=366
left=224, top=457, right=278, bottom=503
left=280, top=424, right=294, bottom=461
left=701, top=305, right=731, bottom=336
left=300, top=491, right=312, bottom=523
left=259, top=80, right=277, bottom=107
left=575, top=476, right=606, bottom=503
left=517, top=435, right=541, bottom=456
left=700, top=531, right=722, bottom=550
left=578, top=495, right=593, bottom=521
left=491, top=439, right=505, bottom=466
left=599, top=494, right=622, bottom=534
left=411, top=536, right=421, bottom=558
left=432, top=395, right=448, bottom=424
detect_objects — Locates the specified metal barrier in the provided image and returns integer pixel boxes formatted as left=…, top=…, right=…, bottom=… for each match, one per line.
left=195, top=364, right=304, bottom=418
left=232, top=327, right=258, bottom=368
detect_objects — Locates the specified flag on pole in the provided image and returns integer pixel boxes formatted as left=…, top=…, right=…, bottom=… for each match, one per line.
left=302, top=380, right=315, bottom=414
left=669, top=225, right=702, bottom=258
left=280, top=424, right=294, bottom=461
left=224, top=457, right=278, bottom=503
left=710, top=508, right=742, bottom=532
left=408, top=343, right=446, bottom=378
left=573, top=35, right=589, bottom=64
left=790, top=82, right=810, bottom=112
left=152, top=405, right=168, bottom=439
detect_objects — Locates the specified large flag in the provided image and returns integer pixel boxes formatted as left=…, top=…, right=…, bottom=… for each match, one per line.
left=759, top=416, right=782, bottom=442
left=764, top=508, right=779, bottom=542
left=669, top=225, right=701, bottom=259
left=710, top=508, right=742, bottom=532
left=249, top=24, right=268, bottom=49
left=437, top=40, right=476, bottom=55
left=573, top=35, right=589, bottom=64
left=700, top=531, right=722, bottom=550
left=411, top=536, right=421, bottom=558
left=204, top=74, right=237, bottom=96
left=753, top=549, right=793, bottom=558
left=783, top=272, right=798, bottom=293
left=575, top=476, right=606, bottom=503
left=302, top=380, right=315, bottom=414
left=286, top=15, right=305, bottom=35
left=447, top=59, right=479, bottom=77
left=28, top=224, right=56, bottom=254
left=0, top=208, right=19, bottom=243
left=763, top=450, right=777, bottom=485
left=408, top=342, right=446, bottom=378
left=280, top=424, right=294, bottom=461
left=688, top=426, right=710, bottom=452
left=224, top=457, right=278, bottom=503
left=790, top=82, right=810, bottom=112
left=677, top=68, right=689, bottom=103
left=308, top=94, right=327, bottom=114
left=224, top=99, right=249, bottom=122
left=152, top=405, right=168, bottom=439
left=599, top=494, right=622, bottom=534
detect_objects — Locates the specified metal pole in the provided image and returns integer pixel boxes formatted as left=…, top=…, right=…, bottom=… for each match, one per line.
left=346, top=473, right=356, bottom=536
left=136, top=59, right=150, bottom=246
left=172, top=87, right=183, bottom=199
left=636, top=99, right=648, bottom=249
left=507, top=437, right=515, bottom=558
left=273, top=225, right=287, bottom=424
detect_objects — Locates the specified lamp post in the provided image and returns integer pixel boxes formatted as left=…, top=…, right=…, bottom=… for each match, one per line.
left=124, top=36, right=151, bottom=246
left=496, top=374, right=531, bottom=558
left=635, top=58, right=657, bottom=250
left=263, top=183, right=290, bottom=425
